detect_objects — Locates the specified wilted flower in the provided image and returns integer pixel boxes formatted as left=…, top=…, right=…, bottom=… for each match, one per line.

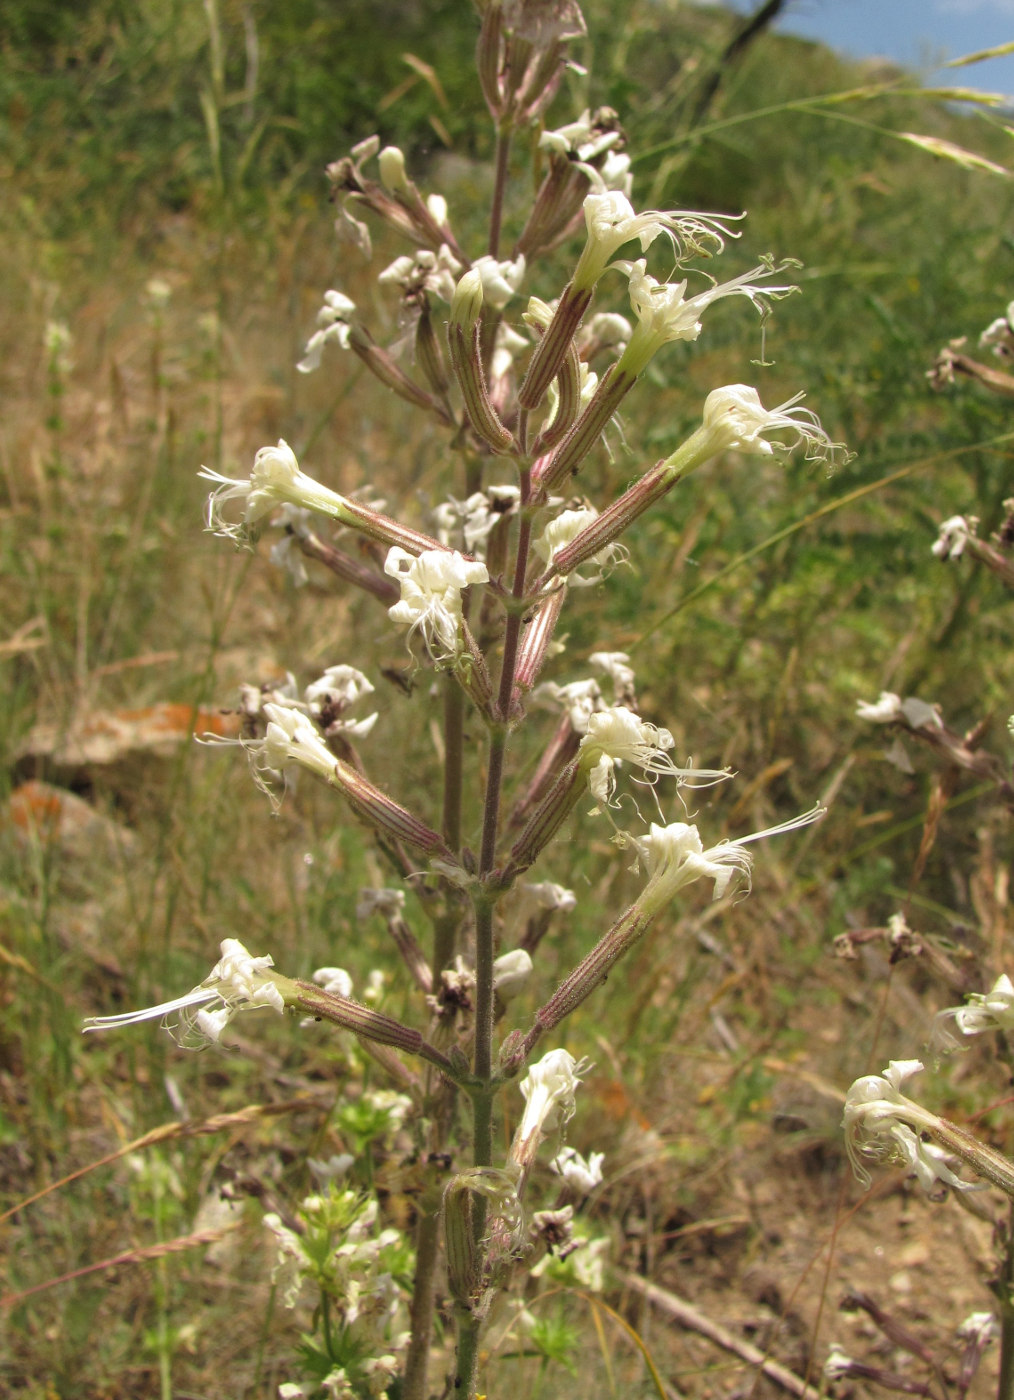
left=297, top=290, right=357, bottom=372
left=432, top=488, right=519, bottom=556
left=957, top=1311, right=998, bottom=1344
left=304, top=665, right=378, bottom=738
left=551, top=1145, right=604, bottom=1194
left=513, top=1049, right=588, bottom=1156
left=932, top=514, right=978, bottom=561
left=83, top=938, right=287, bottom=1049
left=980, top=300, right=1014, bottom=357
left=855, top=691, right=941, bottom=729
left=589, top=651, right=636, bottom=705
left=842, top=1059, right=973, bottom=1194
left=539, top=109, right=622, bottom=161
left=824, top=1345, right=857, bottom=1383
left=385, top=547, right=489, bottom=662
left=934, top=974, right=1014, bottom=1051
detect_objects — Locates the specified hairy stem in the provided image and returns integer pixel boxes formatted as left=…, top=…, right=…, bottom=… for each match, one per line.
left=403, top=1211, right=442, bottom=1400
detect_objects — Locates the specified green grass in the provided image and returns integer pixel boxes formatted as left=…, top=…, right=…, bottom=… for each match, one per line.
left=2, top=1, right=1014, bottom=1396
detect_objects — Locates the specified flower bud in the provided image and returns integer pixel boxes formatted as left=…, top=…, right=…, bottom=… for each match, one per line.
left=451, top=269, right=484, bottom=336
left=378, top=145, right=409, bottom=194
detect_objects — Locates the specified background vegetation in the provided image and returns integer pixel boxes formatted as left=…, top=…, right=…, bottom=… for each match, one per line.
left=1, top=0, right=1013, bottom=1395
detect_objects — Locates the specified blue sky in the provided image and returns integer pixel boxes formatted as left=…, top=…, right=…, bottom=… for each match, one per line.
left=720, top=0, right=1014, bottom=96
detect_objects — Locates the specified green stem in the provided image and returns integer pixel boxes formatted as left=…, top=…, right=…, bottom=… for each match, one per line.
left=455, top=1309, right=484, bottom=1400
left=443, top=675, right=465, bottom=853
left=403, top=1211, right=442, bottom=1400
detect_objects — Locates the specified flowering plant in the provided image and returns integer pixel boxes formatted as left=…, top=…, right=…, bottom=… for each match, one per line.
left=81, top=5, right=842, bottom=1395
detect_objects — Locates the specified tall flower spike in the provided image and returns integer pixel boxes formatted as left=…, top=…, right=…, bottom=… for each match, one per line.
left=83, top=939, right=288, bottom=1050
left=385, top=547, right=489, bottom=665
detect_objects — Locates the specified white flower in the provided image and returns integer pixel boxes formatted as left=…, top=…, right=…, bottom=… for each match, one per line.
left=539, top=110, right=621, bottom=161
left=533, top=506, right=626, bottom=585
left=572, top=192, right=738, bottom=291
left=493, top=949, right=534, bottom=1001
left=363, top=969, right=387, bottom=1003
left=551, top=1145, right=604, bottom=1194
left=200, top=440, right=348, bottom=543
left=521, top=881, right=577, bottom=913
left=432, top=488, right=518, bottom=556
left=700, top=384, right=847, bottom=466
left=579, top=707, right=730, bottom=810
left=471, top=254, right=526, bottom=310
left=297, top=290, right=357, bottom=372
left=957, top=1311, right=997, bottom=1344
left=516, top=1049, right=588, bottom=1145
left=260, top=701, right=341, bottom=785
left=491, top=322, right=530, bottom=382
left=589, top=651, right=636, bottom=704
left=362, top=1087, right=412, bottom=1129
left=625, top=807, right=825, bottom=911
left=313, top=966, right=354, bottom=999
left=980, top=301, right=1014, bottom=356
left=934, top=974, right=1014, bottom=1051
left=932, top=514, right=978, bottom=560
left=855, top=691, right=941, bottom=729
left=842, top=1059, right=973, bottom=1193
left=385, top=547, right=488, bottom=662
left=377, top=245, right=461, bottom=303
left=531, top=677, right=604, bottom=733
left=824, top=1345, right=856, bottom=1382
left=595, top=149, right=632, bottom=196
left=304, top=665, right=378, bottom=738
left=83, top=938, right=285, bottom=1049
left=619, top=261, right=796, bottom=375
